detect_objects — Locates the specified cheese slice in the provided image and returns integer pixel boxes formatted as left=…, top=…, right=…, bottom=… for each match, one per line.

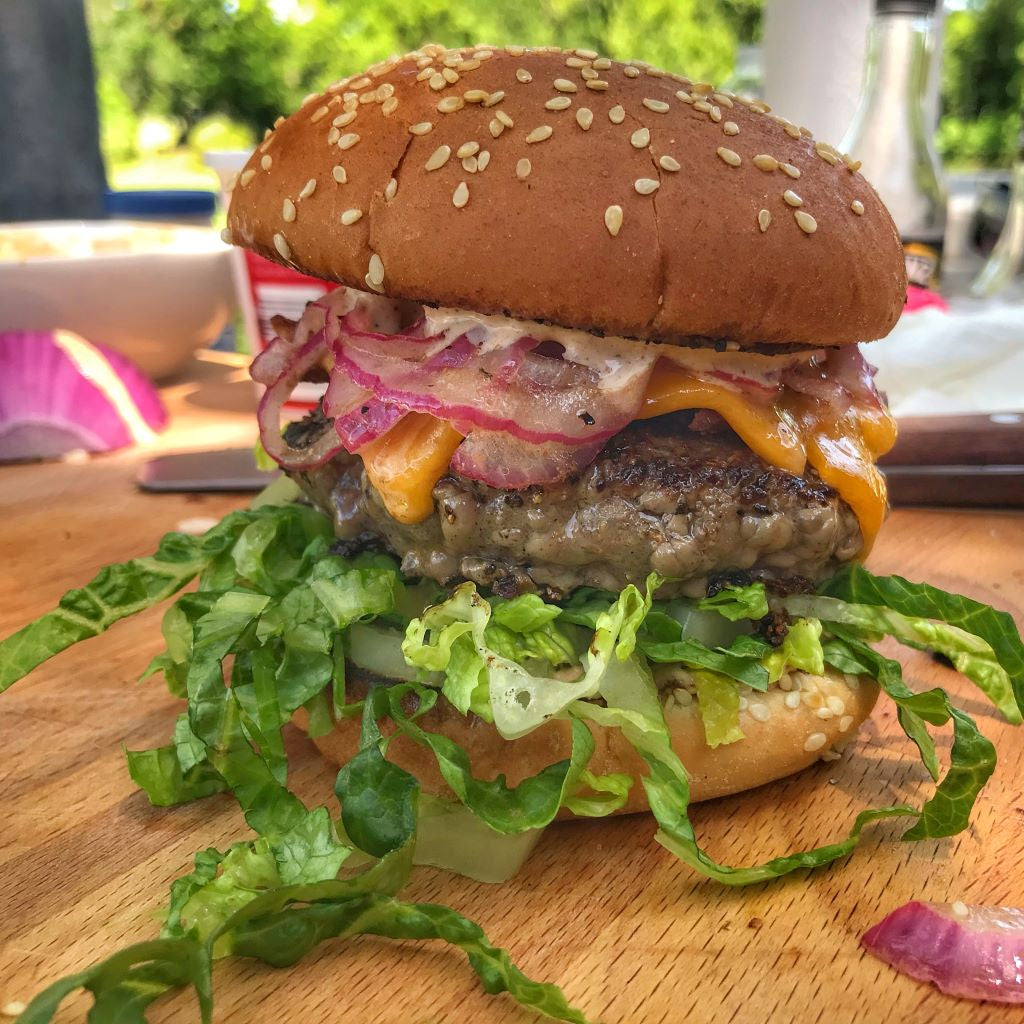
left=360, top=414, right=463, bottom=523
left=357, top=362, right=896, bottom=554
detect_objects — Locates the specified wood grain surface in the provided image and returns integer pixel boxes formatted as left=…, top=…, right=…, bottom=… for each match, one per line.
left=2, top=353, right=1023, bottom=1024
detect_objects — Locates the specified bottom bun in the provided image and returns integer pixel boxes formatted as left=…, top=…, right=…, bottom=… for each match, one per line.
left=293, top=666, right=879, bottom=817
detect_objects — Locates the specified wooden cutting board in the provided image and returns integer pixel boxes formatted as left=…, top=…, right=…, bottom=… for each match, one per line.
left=2, top=356, right=1023, bottom=1024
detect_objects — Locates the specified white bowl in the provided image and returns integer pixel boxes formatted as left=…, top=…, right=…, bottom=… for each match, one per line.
left=0, top=220, right=235, bottom=380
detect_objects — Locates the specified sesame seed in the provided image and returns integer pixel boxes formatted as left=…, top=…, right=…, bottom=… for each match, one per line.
left=713, top=92, right=734, bottom=107
left=585, top=79, right=609, bottom=90
left=844, top=154, right=862, bottom=172
left=483, top=91, right=505, bottom=107
left=752, top=154, right=778, bottom=172
left=815, top=143, right=840, bottom=165
left=273, top=232, right=291, bottom=259
left=385, top=177, right=398, bottom=200
left=331, top=165, right=347, bottom=184
left=739, top=696, right=749, bottom=712
left=565, top=56, right=588, bottom=68
left=437, top=96, right=465, bottom=113
left=475, top=49, right=493, bottom=60
left=220, top=227, right=232, bottom=244
left=452, top=181, right=470, bottom=208
left=658, top=154, right=681, bottom=172
left=709, top=106, right=722, bottom=122
left=693, top=99, right=712, bottom=113
left=780, top=162, right=801, bottom=179
left=676, top=90, right=694, bottom=104
left=723, top=121, right=739, bottom=135
left=952, top=900, right=969, bottom=918
left=333, top=110, right=357, bottom=128
left=496, top=110, right=514, bottom=128
left=442, top=67, right=459, bottom=84
left=758, top=208, right=771, bottom=232
left=716, top=146, right=742, bottom=167
left=298, top=178, right=317, bottom=200
left=382, top=96, right=398, bottom=116
left=816, top=707, right=834, bottom=720
left=425, top=144, right=452, bottom=171
left=477, top=149, right=491, bottom=171
left=457, top=141, right=480, bottom=158
left=366, top=252, right=385, bottom=290
left=260, top=154, right=273, bottom=170
left=576, top=107, right=594, bottom=130
left=340, top=208, right=363, bottom=225
left=604, top=204, right=624, bottom=236
left=630, top=127, right=651, bottom=149
left=416, top=67, right=434, bottom=82
left=462, top=155, right=478, bottom=173
left=516, top=157, right=532, bottom=179
left=784, top=122, right=802, bottom=139
left=429, top=73, right=446, bottom=91
left=526, top=125, right=553, bottom=143
left=350, top=76, right=371, bottom=90
left=376, top=82, right=395, bottom=99
left=338, top=133, right=360, bottom=150
left=310, top=105, right=330, bottom=123
left=516, top=68, right=533, bottom=83
left=327, top=127, right=341, bottom=145
left=795, top=210, right=818, bottom=234
left=274, top=115, right=285, bottom=127
left=358, top=91, right=375, bottom=105
left=489, top=118, right=505, bottom=138
left=827, top=696, right=846, bottom=716
left=576, top=48, right=598, bottom=59
left=282, top=198, right=296, bottom=222
left=799, top=125, right=812, bottom=137
left=410, top=121, right=434, bottom=136
left=804, top=732, right=827, bottom=752
left=635, top=177, right=660, bottom=195
left=749, top=702, right=771, bottom=722
left=545, top=96, right=572, bottom=111
left=554, top=78, right=578, bottom=93
left=643, top=97, right=670, bottom=113
left=442, top=54, right=462, bottom=68
left=821, top=749, right=842, bottom=762
left=609, top=105, right=625, bottom=124
left=783, top=189, right=803, bottom=207
left=593, top=57, right=611, bottom=70
left=839, top=715, right=854, bottom=732
left=624, top=66, right=641, bottom=78
left=506, top=46, right=525, bottom=57
left=464, top=88, right=488, bottom=103
left=581, top=67, right=599, bottom=80
left=240, top=169, right=256, bottom=187
left=851, top=199, right=865, bottom=215
left=784, top=690, right=800, bottom=709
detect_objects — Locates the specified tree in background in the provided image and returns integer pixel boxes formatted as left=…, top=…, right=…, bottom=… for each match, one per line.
left=938, top=0, right=1023, bottom=167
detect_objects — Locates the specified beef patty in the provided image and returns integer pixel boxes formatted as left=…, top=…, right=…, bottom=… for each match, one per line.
left=286, top=412, right=863, bottom=599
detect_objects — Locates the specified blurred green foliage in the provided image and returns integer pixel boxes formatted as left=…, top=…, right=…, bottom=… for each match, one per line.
left=87, top=0, right=1020, bottom=172
left=939, top=0, right=1023, bottom=167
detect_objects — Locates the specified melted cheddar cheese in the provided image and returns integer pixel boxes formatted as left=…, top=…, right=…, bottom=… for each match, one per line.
left=357, top=361, right=897, bottom=555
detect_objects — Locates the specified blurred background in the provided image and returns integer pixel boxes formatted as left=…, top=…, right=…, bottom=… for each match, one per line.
left=0, top=0, right=1021, bottom=499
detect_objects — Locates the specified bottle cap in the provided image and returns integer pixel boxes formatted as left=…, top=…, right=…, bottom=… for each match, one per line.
left=875, top=0, right=937, bottom=13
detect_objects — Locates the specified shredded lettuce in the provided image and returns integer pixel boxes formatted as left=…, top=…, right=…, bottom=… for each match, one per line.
left=698, top=581, right=770, bottom=621
left=691, top=671, right=744, bottom=747
left=762, top=617, right=825, bottom=683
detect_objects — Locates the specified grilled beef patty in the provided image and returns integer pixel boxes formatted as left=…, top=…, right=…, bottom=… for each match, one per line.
left=286, top=412, right=863, bottom=599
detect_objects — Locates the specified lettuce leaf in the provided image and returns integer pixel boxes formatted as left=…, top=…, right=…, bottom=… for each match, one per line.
left=820, top=564, right=1024, bottom=717
left=698, top=582, right=770, bottom=621
left=782, top=593, right=1021, bottom=724
left=691, top=671, right=744, bottom=747
left=640, top=634, right=771, bottom=689
left=762, top=617, right=824, bottom=683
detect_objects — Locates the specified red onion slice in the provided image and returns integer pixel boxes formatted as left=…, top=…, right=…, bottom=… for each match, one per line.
left=863, top=901, right=1024, bottom=1004
left=451, top=430, right=604, bottom=488
left=256, top=330, right=345, bottom=470
left=335, top=401, right=408, bottom=452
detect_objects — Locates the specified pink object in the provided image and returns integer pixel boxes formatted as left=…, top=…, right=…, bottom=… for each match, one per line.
left=450, top=431, right=605, bottom=488
left=0, top=329, right=166, bottom=461
left=862, top=900, right=1024, bottom=1004
left=904, top=284, right=949, bottom=313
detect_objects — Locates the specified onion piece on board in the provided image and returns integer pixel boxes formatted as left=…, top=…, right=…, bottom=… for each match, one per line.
left=862, top=900, right=1024, bottom=1004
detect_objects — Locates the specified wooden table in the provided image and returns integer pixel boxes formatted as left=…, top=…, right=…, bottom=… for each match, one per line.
left=2, top=354, right=1022, bottom=1024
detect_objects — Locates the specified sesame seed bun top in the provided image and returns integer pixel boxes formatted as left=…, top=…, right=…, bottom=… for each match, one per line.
left=227, top=44, right=907, bottom=349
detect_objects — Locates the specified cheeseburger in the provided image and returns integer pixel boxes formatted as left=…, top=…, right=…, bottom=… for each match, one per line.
left=4, top=41, right=1023, bottom=1024
left=226, top=43, right=912, bottom=808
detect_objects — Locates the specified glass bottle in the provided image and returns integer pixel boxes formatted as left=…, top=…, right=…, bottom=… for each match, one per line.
left=841, top=0, right=947, bottom=290
left=971, top=129, right=1024, bottom=299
